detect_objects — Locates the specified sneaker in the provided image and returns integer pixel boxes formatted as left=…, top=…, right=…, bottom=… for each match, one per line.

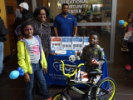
left=45, top=97, right=52, bottom=100
left=125, top=64, right=132, bottom=71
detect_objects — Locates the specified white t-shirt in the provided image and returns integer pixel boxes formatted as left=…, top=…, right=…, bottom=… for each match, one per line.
left=25, top=36, right=40, bottom=64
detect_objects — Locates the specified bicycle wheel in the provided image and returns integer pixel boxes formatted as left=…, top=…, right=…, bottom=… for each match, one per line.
left=94, top=77, right=116, bottom=100
left=52, top=92, right=71, bottom=100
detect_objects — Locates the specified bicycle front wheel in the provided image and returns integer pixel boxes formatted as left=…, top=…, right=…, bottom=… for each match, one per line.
left=52, top=92, right=71, bottom=100
left=94, top=77, right=116, bottom=100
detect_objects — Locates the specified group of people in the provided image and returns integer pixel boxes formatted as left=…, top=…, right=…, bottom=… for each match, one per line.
left=0, top=2, right=106, bottom=100
left=14, top=2, right=78, bottom=100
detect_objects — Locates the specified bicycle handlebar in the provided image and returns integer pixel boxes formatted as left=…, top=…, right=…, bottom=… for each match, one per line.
left=53, top=59, right=85, bottom=78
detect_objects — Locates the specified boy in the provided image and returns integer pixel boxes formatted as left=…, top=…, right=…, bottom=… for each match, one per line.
left=77, top=32, right=105, bottom=73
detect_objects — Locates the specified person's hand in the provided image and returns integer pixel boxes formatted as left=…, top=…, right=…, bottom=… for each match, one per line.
left=24, top=73, right=30, bottom=82
left=74, top=34, right=77, bottom=37
left=93, top=61, right=100, bottom=66
left=91, top=59, right=100, bottom=66
left=18, top=35, right=25, bottom=41
left=50, top=52, right=59, bottom=55
left=43, top=68, right=47, bottom=74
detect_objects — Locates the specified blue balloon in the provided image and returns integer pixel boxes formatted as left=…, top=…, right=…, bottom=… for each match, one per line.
left=118, top=20, right=125, bottom=25
left=9, top=70, right=19, bottom=79
left=17, top=67, right=24, bottom=73
left=17, top=67, right=22, bottom=71
left=19, top=72, right=24, bottom=76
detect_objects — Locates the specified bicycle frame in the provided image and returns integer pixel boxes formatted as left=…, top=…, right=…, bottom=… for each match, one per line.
left=55, top=59, right=109, bottom=99
left=62, top=79, right=109, bottom=99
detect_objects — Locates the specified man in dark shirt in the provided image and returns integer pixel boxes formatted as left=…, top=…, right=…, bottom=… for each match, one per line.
left=0, top=17, right=8, bottom=76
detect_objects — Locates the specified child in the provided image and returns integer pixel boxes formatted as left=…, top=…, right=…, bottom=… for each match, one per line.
left=127, top=17, right=133, bottom=70
left=77, top=32, right=105, bottom=74
left=17, top=21, right=52, bottom=100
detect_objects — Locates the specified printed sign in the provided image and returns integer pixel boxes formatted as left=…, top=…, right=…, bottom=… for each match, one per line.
left=51, top=37, right=62, bottom=50
left=61, top=37, right=72, bottom=50
left=124, top=31, right=132, bottom=41
left=83, top=37, right=89, bottom=47
left=72, top=37, right=83, bottom=50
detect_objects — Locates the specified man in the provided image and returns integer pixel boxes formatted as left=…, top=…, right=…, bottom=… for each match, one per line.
left=54, top=3, right=77, bottom=37
left=0, top=17, right=8, bottom=76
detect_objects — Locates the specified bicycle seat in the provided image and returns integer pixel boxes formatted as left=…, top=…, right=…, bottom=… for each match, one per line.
left=88, top=70, right=102, bottom=75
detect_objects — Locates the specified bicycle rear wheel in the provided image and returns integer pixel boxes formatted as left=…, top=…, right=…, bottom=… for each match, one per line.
left=52, top=92, right=71, bottom=100
left=94, top=77, right=116, bottom=100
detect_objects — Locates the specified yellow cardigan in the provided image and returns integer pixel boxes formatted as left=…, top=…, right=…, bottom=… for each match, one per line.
left=17, top=36, right=47, bottom=74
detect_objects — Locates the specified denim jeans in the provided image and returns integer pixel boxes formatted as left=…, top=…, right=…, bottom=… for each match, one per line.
left=25, top=63, right=50, bottom=100
left=0, top=42, right=4, bottom=74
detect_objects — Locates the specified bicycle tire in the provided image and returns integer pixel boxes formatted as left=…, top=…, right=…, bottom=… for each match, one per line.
left=94, top=77, right=116, bottom=100
left=52, top=92, right=71, bottom=100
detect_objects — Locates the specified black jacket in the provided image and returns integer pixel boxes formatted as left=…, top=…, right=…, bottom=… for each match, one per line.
left=22, top=9, right=34, bottom=22
left=0, top=17, right=8, bottom=42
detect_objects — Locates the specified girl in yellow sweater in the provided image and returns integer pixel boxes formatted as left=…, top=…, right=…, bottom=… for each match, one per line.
left=17, top=21, right=52, bottom=100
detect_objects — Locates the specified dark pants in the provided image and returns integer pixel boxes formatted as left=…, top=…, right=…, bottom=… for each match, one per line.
left=128, top=42, right=133, bottom=66
left=33, top=49, right=50, bottom=95
left=26, top=63, right=50, bottom=100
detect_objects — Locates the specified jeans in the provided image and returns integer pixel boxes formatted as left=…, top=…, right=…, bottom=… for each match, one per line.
left=25, top=63, right=50, bottom=100
left=0, top=42, right=4, bottom=74
left=32, top=49, right=50, bottom=94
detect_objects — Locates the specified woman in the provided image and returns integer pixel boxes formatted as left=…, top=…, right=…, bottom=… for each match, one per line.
left=28, top=7, right=54, bottom=58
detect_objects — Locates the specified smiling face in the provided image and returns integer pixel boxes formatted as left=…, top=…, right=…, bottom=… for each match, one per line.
left=23, top=25, right=33, bottom=39
left=37, top=9, right=46, bottom=23
left=62, top=5, right=69, bottom=15
left=89, top=34, right=99, bottom=47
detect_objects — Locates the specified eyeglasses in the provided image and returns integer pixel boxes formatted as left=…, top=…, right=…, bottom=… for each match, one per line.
left=38, top=14, right=46, bottom=16
left=24, top=28, right=33, bottom=32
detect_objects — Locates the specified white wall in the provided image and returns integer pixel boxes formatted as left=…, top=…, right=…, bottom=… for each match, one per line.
left=49, top=0, right=62, bottom=19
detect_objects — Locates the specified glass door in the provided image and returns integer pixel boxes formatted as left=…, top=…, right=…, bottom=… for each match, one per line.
left=48, top=0, right=117, bottom=63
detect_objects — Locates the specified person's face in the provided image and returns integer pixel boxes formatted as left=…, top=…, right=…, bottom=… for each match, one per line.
left=37, top=9, right=46, bottom=23
left=19, top=6, right=23, bottom=13
left=89, top=35, right=98, bottom=45
left=128, top=18, right=132, bottom=23
left=23, top=25, right=33, bottom=38
left=62, top=5, right=69, bottom=15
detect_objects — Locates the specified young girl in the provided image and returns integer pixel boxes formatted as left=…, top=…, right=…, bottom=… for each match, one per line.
left=17, top=21, right=52, bottom=100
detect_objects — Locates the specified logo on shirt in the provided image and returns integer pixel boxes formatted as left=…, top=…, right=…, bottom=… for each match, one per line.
left=68, top=18, right=72, bottom=20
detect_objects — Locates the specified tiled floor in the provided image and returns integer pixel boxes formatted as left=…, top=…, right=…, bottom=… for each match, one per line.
left=0, top=41, right=133, bottom=100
